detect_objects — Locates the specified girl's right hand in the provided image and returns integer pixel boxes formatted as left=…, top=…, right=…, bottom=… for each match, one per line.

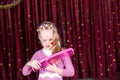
left=27, top=60, right=41, bottom=70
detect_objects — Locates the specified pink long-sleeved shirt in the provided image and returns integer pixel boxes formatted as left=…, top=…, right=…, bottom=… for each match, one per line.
left=22, top=48, right=75, bottom=80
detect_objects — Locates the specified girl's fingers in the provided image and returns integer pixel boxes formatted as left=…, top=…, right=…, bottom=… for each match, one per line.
left=32, top=60, right=41, bottom=69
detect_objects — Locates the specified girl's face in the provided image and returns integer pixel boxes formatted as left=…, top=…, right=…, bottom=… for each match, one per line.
left=39, top=29, right=55, bottom=50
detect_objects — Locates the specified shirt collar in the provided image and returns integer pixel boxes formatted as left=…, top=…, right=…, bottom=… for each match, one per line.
left=42, top=48, right=52, bottom=56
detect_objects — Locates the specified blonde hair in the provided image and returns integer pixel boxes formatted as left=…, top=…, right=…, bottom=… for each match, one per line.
left=37, top=22, right=62, bottom=54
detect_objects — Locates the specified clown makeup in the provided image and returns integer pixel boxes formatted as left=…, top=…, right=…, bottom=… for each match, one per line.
left=50, top=41, right=54, bottom=45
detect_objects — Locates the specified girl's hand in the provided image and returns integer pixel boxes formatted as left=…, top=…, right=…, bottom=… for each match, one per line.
left=27, top=60, right=41, bottom=70
left=46, top=63, right=62, bottom=74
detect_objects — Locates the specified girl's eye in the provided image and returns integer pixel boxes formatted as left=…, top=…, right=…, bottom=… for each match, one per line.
left=42, top=40, right=46, bottom=42
left=49, top=39, right=53, bottom=41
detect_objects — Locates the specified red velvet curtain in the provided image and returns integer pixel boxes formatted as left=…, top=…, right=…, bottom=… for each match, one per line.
left=0, top=0, right=120, bottom=80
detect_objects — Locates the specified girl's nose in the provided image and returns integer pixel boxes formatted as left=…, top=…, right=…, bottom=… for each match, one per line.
left=46, top=41, right=50, bottom=45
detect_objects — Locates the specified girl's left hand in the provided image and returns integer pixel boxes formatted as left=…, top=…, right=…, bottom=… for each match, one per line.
left=46, top=63, right=62, bottom=74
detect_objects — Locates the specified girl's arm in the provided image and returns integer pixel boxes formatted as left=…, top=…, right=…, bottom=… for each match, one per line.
left=61, top=53, right=75, bottom=77
left=22, top=61, right=33, bottom=76
left=45, top=52, right=75, bottom=77
left=22, top=51, right=41, bottom=76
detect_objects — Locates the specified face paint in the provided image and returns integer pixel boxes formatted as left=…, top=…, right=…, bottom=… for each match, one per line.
left=51, top=41, right=54, bottom=45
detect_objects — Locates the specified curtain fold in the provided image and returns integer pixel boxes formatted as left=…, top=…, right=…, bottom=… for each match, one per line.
left=0, top=0, right=120, bottom=80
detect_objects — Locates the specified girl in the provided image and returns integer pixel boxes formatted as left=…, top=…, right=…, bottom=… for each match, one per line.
left=22, top=22, right=75, bottom=80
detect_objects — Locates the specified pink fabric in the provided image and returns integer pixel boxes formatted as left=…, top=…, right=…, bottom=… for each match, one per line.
left=38, top=77, right=62, bottom=80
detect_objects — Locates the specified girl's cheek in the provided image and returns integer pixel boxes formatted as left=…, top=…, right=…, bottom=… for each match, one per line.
left=50, top=41, right=54, bottom=45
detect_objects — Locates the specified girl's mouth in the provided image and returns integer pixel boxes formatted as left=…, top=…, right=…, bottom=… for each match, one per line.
left=46, top=45, right=50, bottom=48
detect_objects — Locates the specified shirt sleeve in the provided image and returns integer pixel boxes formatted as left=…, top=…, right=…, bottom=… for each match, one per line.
left=61, top=53, right=75, bottom=77
left=22, top=62, right=33, bottom=76
left=22, top=51, right=40, bottom=76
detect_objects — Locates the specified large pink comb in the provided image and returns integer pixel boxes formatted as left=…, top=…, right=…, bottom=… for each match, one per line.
left=32, top=48, right=74, bottom=72
left=40, top=48, right=74, bottom=63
